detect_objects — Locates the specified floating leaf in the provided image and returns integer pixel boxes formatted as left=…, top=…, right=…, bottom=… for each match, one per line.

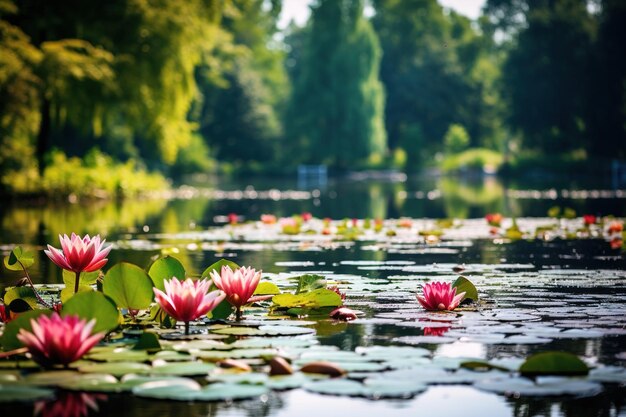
left=103, top=263, right=154, bottom=310
left=0, top=310, right=50, bottom=350
left=62, top=291, right=120, bottom=333
left=295, top=274, right=327, bottom=294
left=201, top=259, right=240, bottom=282
left=0, top=385, right=54, bottom=403
left=150, top=361, right=216, bottom=377
left=519, top=352, right=589, bottom=377
left=78, top=362, right=151, bottom=377
left=62, top=270, right=100, bottom=289
left=4, top=246, right=34, bottom=271
left=254, top=281, right=280, bottom=295
left=148, top=256, right=186, bottom=291
left=4, top=287, right=37, bottom=309
left=272, top=289, right=342, bottom=309
left=60, top=285, right=94, bottom=304
left=474, top=376, right=602, bottom=397
left=133, top=333, right=161, bottom=352
left=132, top=380, right=268, bottom=401
left=452, top=276, right=478, bottom=302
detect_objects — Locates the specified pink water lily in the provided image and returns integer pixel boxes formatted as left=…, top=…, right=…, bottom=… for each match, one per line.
left=17, top=313, right=105, bottom=367
left=210, top=266, right=262, bottom=320
left=154, top=278, right=225, bottom=334
left=45, top=233, right=111, bottom=294
left=417, top=282, right=466, bottom=311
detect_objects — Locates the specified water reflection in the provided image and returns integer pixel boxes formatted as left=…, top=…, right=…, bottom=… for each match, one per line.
left=34, top=392, right=107, bottom=417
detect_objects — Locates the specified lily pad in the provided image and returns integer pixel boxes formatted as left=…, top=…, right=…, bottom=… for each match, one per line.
left=272, top=289, right=342, bottom=309
left=148, top=256, right=186, bottom=291
left=103, top=262, right=154, bottom=310
left=62, top=291, right=120, bottom=333
left=452, top=276, right=478, bottom=302
left=519, top=351, right=589, bottom=377
left=78, top=362, right=151, bottom=377
left=474, top=376, right=602, bottom=397
left=150, top=361, right=216, bottom=376
left=0, top=385, right=54, bottom=403
left=0, top=309, right=51, bottom=350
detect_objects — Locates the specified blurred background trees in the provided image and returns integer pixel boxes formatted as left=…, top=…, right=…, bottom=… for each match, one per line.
left=1, top=0, right=625, bottom=196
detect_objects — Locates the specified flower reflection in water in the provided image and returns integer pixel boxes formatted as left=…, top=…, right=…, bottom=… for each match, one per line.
left=423, top=326, right=451, bottom=337
left=34, top=392, right=107, bottom=417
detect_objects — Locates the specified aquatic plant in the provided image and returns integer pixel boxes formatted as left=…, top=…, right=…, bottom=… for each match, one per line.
left=17, top=313, right=105, bottom=367
left=45, top=233, right=111, bottom=294
left=417, top=282, right=465, bottom=311
left=210, top=266, right=262, bottom=320
left=153, top=278, right=225, bottom=334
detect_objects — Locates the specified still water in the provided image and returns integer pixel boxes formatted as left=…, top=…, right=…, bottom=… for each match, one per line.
left=1, top=175, right=625, bottom=417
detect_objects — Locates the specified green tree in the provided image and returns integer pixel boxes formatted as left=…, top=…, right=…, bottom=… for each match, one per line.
left=444, top=124, right=470, bottom=154
left=497, top=0, right=595, bottom=153
left=586, top=0, right=626, bottom=158
left=372, top=0, right=502, bottom=168
left=285, top=0, right=386, bottom=170
left=193, top=0, right=286, bottom=169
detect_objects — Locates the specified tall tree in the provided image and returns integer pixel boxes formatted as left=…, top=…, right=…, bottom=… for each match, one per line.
left=372, top=0, right=501, bottom=170
left=586, top=0, right=626, bottom=158
left=285, top=0, right=386, bottom=170
left=498, top=0, right=595, bottom=153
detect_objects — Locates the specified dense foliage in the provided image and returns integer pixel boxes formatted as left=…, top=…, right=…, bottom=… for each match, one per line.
left=1, top=0, right=625, bottom=195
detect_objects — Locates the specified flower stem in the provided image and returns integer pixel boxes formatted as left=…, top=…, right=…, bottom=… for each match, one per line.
left=17, top=260, right=51, bottom=308
left=74, top=271, right=81, bottom=294
left=184, top=321, right=190, bottom=335
left=235, top=306, right=242, bottom=321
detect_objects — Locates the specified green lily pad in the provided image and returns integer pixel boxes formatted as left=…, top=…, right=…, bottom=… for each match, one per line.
left=206, top=372, right=268, bottom=384
left=150, top=361, right=216, bottom=376
left=295, top=274, right=327, bottom=294
left=474, top=376, right=602, bottom=397
left=0, top=310, right=51, bottom=350
left=148, top=256, right=186, bottom=291
left=62, top=270, right=100, bottom=290
left=86, top=348, right=151, bottom=363
left=132, top=379, right=268, bottom=401
left=519, top=351, right=589, bottom=377
left=62, top=291, right=120, bottom=333
left=254, top=281, right=280, bottom=295
left=78, top=362, right=151, bottom=377
left=60, top=285, right=95, bottom=304
left=452, top=276, right=478, bottom=302
left=103, top=262, right=154, bottom=310
left=0, top=385, right=54, bottom=403
left=20, top=370, right=82, bottom=387
left=4, top=246, right=34, bottom=271
left=201, top=259, right=240, bottom=282
left=272, top=289, right=342, bottom=309
left=194, top=349, right=278, bottom=361
left=3, top=287, right=38, bottom=309
left=133, top=332, right=162, bottom=352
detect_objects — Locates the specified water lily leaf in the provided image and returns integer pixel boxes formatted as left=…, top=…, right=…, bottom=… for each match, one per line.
left=4, top=246, right=34, bottom=271
left=0, top=310, right=51, bottom=350
left=148, top=256, right=186, bottom=291
left=22, top=371, right=116, bottom=388
left=103, top=262, right=154, bottom=310
left=194, top=348, right=277, bottom=361
left=60, top=285, right=94, bottom=304
left=254, top=281, right=280, bottom=295
left=201, top=259, right=240, bottom=282
left=7, top=298, right=32, bottom=314
left=194, top=383, right=269, bottom=401
left=150, top=361, right=216, bottom=376
left=4, top=287, right=37, bottom=309
left=452, top=276, right=478, bottom=302
left=78, top=362, right=151, bottom=377
left=267, top=373, right=311, bottom=390
left=132, top=332, right=161, bottom=352
left=206, top=299, right=234, bottom=320
left=132, top=379, right=268, bottom=401
left=272, top=289, right=342, bottom=309
left=519, top=352, right=589, bottom=377
left=206, top=372, right=268, bottom=385
left=295, top=274, right=327, bottom=294
left=211, top=325, right=314, bottom=337
left=62, top=291, right=120, bottom=333
left=474, top=376, right=602, bottom=397
left=62, top=270, right=100, bottom=289
left=0, top=385, right=54, bottom=403
left=86, top=348, right=151, bottom=363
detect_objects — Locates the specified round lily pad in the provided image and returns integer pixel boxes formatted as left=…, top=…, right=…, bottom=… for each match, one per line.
left=0, top=385, right=55, bottom=403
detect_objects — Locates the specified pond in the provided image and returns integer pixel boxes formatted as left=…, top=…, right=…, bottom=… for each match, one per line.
left=1, top=175, right=625, bottom=417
